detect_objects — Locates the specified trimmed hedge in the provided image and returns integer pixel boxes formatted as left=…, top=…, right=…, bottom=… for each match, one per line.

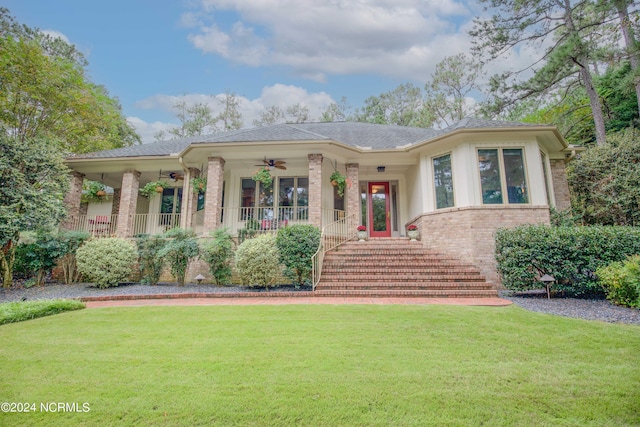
left=76, top=238, right=137, bottom=288
left=276, top=224, right=321, bottom=286
left=495, top=225, right=640, bottom=296
left=596, top=256, right=640, bottom=308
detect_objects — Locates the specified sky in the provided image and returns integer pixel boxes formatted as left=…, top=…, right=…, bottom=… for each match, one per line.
left=5, top=0, right=529, bottom=144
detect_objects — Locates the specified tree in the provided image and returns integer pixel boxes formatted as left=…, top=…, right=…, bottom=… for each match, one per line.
left=355, top=83, right=432, bottom=127
left=0, top=134, right=70, bottom=287
left=567, top=127, right=640, bottom=226
left=167, top=99, right=216, bottom=139
left=285, top=103, right=311, bottom=123
left=0, top=8, right=140, bottom=152
left=253, top=105, right=286, bottom=127
left=471, top=0, right=609, bottom=146
left=216, top=90, right=243, bottom=131
left=424, top=54, right=482, bottom=126
left=320, top=97, right=352, bottom=122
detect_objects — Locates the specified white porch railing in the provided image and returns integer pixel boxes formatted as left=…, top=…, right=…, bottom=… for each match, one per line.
left=64, top=214, right=118, bottom=237
left=133, top=213, right=181, bottom=236
left=311, top=212, right=358, bottom=290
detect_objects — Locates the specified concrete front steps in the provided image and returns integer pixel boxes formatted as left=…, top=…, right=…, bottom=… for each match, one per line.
left=315, top=238, right=498, bottom=298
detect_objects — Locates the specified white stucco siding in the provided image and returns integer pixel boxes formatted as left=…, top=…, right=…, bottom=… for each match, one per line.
left=86, top=199, right=113, bottom=217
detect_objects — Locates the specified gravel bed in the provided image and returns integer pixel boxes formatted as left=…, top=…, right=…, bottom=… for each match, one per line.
left=1, top=283, right=638, bottom=325
left=500, top=290, right=640, bottom=325
left=0, top=282, right=311, bottom=303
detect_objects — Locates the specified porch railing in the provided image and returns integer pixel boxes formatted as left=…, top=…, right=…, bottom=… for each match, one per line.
left=63, top=214, right=118, bottom=237
left=133, top=213, right=181, bottom=236
left=311, top=212, right=358, bottom=290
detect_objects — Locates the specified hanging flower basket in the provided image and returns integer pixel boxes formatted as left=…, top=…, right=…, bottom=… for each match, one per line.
left=81, top=180, right=107, bottom=203
left=191, top=177, right=207, bottom=194
left=140, top=181, right=168, bottom=199
left=252, top=167, right=273, bottom=187
left=330, top=171, right=346, bottom=197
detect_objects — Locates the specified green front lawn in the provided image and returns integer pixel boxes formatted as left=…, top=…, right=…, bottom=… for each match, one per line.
left=0, top=305, right=638, bottom=426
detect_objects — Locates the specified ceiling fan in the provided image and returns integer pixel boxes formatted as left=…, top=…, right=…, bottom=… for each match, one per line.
left=255, top=158, right=287, bottom=170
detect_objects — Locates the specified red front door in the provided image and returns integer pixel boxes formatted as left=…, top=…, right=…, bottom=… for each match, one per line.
left=368, top=182, right=391, bottom=238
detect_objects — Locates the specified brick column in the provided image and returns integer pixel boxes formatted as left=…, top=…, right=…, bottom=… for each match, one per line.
left=61, top=171, right=85, bottom=230
left=550, top=159, right=571, bottom=211
left=203, top=157, right=224, bottom=235
left=346, top=163, right=360, bottom=221
left=308, top=154, right=323, bottom=227
left=111, top=188, right=121, bottom=216
left=181, top=168, right=200, bottom=230
left=116, top=170, right=141, bottom=238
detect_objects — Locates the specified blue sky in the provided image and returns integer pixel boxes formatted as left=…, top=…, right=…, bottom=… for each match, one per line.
left=5, top=0, right=516, bottom=143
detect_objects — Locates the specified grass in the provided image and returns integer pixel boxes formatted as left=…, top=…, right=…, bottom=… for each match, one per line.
left=0, top=299, right=85, bottom=325
left=0, top=304, right=638, bottom=426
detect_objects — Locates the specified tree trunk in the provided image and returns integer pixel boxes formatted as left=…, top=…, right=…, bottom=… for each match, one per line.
left=581, top=66, right=608, bottom=146
left=1, top=241, right=15, bottom=288
left=615, top=0, right=640, bottom=115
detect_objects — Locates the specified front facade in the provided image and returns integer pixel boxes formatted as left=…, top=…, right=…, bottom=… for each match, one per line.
left=63, top=119, right=574, bottom=282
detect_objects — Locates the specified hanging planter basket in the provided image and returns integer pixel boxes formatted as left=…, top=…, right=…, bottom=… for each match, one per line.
left=191, top=177, right=207, bottom=194
left=140, top=181, right=168, bottom=199
left=329, top=171, right=346, bottom=197
left=252, top=167, right=273, bottom=187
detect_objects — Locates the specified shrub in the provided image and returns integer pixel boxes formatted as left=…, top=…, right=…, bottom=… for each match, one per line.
left=495, top=225, right=640, bottom=297
left=276, top=225, right=320, bottom=286
left=76, top=238, right=137, bottom=288
left=14, top=230, right=90, bottom=285
left=0, top=299, right=85, bottom=325
left=235, top=233, right=280, bottom=288
left=57, top=231, right=91, bottom=284
left=238, top=218, right=260, bottom=243
left=596, top=256, right=640, bottom=308
left=157, top=228, right=199, bottom=286
left=135, top=234, right=166, bottom=285
left=200, top=228, right=235, bottom=285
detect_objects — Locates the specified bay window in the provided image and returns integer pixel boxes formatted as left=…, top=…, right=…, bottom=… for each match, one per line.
left=478, top=148, right=529, bottom=204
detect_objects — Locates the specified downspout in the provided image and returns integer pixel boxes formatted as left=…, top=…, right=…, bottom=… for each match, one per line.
left=178, top=156, right=191, bottom=229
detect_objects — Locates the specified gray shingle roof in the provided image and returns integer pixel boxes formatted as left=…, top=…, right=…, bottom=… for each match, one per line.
left=69, top=119, right=545, bottom=160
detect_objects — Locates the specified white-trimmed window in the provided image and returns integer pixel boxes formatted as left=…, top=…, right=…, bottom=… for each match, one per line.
left=240, top=177, right=308, bottom=220
left=478, top=148, right=529, bottom=204
left=432, top=153, right=454, bottom=209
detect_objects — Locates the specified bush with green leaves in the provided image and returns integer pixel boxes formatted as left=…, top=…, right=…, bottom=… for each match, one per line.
left=596, top=256, right=640, bottom=308
left=276, top=224, right=321, bottom=286
left=135, top=234, right=166, bottom=285
left=235, top=233, right=280, bottom=288
left=568, top=128, right=640, bottom=226
left=495, top=225, right=640, bottom=297
left=76, top=238, right=137, bottom=288
left=14, top=230, right=90, bottom=286
left=157, top=228, right=199, bottom=286
left=238, top=218, right=260, bottom=243
left=200, top=228, right=235, bottom=285
left=0, top=299, right=85, bottom=325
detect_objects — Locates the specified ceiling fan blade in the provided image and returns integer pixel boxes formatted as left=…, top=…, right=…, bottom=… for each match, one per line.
left=276, top=165, right=287, bottom=170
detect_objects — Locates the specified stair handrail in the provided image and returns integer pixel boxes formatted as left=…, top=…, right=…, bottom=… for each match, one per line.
left=311, top=212, right=358, bottom=290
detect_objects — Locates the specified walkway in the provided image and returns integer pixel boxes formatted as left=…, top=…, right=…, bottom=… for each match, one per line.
left=84, top=296, right=512, bottom=308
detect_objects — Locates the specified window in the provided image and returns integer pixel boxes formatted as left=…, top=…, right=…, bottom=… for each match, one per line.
left=540, top=151, right=551, bottom=205
left=433, top=153, right=454, bottom=209
left=160, top=188, right=182, bottom=229
left=240, top=177, right=308, bottom=221
left=478, top=148, right=528, bottom=205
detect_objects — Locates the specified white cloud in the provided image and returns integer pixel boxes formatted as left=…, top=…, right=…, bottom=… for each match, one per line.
left=132, top=84, right=336, bottom=143
left=185, top=0, right=473, bottom=82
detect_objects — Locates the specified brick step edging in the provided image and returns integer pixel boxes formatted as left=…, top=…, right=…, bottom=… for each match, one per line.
left=79, top=291, right=315, bottom=302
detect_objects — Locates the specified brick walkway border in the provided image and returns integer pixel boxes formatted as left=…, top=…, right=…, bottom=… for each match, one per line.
left=83, top=294, right=512, bottom=308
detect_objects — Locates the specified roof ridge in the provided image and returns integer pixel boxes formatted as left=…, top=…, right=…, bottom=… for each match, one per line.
left=284, top=123, right=331, bottom=140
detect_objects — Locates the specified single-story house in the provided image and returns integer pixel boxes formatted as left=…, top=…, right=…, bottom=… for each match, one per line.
left=62, top=119, right=576, bottom=283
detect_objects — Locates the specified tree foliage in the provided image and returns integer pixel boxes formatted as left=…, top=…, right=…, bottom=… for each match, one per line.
left=567, top=127, right=640, bottom=226
left=0, top=134, right=70, bottom=287
left=471, top=0, right=610, bottom=145
left=355, top=83, right=433, bottom=127
left=0, top=8, right=140, bottom=152
left=157, top=228, right=199, bottom=286
left=200, top=228, right=235, bottom=285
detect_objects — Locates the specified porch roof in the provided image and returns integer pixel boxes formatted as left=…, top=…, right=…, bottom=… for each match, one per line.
left=67, top=119, right=557, bottom=160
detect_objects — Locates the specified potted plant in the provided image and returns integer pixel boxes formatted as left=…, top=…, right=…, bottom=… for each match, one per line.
left=356, top=225, right=367, bottom=241
left=252, top=167, right=273, bottom=187
left=407, top=224, right=419, bottom=241
left=140, top=180, right=168, bottom=199
left=82, top=180, right=107, bottom=203
left=191, top=177, right=207, bottom=194
left=330, top=171, right=346, bottom=197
